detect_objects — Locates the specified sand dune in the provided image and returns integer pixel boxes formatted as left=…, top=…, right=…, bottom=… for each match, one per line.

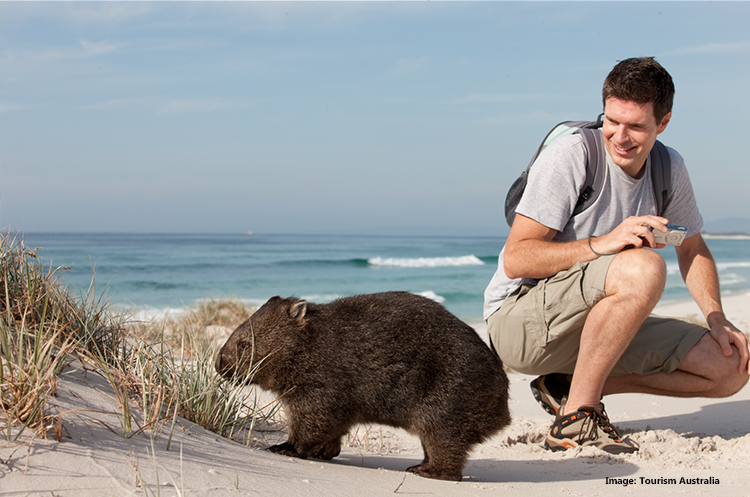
left=2, top=294, right=748, bottom=496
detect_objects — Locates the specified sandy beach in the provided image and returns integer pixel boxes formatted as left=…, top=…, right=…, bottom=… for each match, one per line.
left=2, top=293, right=749, bottom=497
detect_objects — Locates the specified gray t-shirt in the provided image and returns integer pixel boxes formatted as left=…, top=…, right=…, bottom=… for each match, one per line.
left=483, top=131, right=703, bottom=320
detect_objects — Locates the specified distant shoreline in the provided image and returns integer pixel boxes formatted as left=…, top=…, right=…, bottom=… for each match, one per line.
left=701, top=233, right=750, bottom=240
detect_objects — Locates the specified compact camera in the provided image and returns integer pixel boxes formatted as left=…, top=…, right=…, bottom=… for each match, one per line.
left=651, top=224, right=688, bottom=246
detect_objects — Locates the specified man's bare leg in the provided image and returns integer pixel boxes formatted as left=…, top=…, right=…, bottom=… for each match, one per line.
left=563, top=248, right=666, bottom=414
left=603, top=332, right=748, bottom=398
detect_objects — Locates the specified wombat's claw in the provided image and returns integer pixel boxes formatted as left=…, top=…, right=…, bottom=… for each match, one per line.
left=268, top=442, right=306, bottom=459
left=406, top=464, right=462, bottom=482
left=314, top=444, right=341, bottom=460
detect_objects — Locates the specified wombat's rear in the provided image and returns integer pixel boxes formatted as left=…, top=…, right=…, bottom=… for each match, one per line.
left=216, top=291, right=510, bottom=481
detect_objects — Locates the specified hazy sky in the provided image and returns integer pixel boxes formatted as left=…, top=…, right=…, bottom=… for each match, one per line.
left=2, top=1, right=749, bottom=236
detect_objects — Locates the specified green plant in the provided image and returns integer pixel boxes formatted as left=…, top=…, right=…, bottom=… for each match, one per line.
left=1, top=230, right=124, bottom=357
left=1, top=231, right=80, bottom=439
left=1, top=228, right=272, bottom=451
left=123, top=324, right=273, bottom=445
left=1, top=323, right=74, bottom=440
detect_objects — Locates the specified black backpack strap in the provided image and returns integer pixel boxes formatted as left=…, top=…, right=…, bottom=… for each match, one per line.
left=649, top=140, right=672, bottom=216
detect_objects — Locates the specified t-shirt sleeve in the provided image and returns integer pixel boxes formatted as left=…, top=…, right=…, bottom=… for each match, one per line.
left=661, top=148, right=704, bottom=237
left=515, top=134, right=589, bottom=233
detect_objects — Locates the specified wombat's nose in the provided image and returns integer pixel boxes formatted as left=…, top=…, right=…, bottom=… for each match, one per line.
left=215, top=353, right=236, bottom=379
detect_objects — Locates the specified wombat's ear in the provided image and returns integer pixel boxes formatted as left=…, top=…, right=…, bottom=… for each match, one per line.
left=289, top=300, right=307, bottom=323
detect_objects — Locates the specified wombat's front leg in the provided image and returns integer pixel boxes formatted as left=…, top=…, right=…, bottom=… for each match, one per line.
left=271, top=399, right=347, bottom=460
left=407, top=438, right=465, bottom=482
left=406, top=441, right=430, bottom=474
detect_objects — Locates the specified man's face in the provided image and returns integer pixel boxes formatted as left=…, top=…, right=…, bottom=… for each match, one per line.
left=602, top=97, right=671, bottom=178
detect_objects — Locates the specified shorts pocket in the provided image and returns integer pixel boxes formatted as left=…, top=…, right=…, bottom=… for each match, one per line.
left=538, top=264, right=590, bottom=345
left=521, top=283, right=550, bottom=347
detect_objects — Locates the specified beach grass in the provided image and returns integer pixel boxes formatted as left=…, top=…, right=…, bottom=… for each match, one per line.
left=1, top=229, right=267, bottom=446
left=1, top=230, right=106, bottom=439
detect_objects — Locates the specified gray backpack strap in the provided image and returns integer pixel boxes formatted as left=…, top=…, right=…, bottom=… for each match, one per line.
left=649, top=140, right=672, bottom=216
left=572, top=127, right=606, bottom=216
left=503, top=115, right=678, bottom=227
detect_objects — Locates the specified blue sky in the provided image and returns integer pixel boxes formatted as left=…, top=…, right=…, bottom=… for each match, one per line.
left=1, top=1, right=749, bottom=236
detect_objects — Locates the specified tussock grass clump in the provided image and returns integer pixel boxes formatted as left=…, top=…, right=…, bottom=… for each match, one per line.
left=0, top=325, right=74, bottom=440
left=116, top=299, right=263, bottom=443
left=1, top=230, right=122, bottom=439
left=1, top=228, right=269, bottom=446
left=97, top=321, right=271, bottom=444
left=0, top=230, right=124, bottom=356
left=128, top=299, right=254, bottom=352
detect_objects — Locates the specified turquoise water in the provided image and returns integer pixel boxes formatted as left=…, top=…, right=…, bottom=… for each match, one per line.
left=18, top=233, right=750, bottom=324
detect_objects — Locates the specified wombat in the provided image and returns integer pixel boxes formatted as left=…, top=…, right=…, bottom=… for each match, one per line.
left=215, top=291, right=510, bottom=481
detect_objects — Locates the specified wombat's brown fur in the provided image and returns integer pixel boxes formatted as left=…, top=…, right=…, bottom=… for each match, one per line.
left=215, top=291, right=510, bottom=481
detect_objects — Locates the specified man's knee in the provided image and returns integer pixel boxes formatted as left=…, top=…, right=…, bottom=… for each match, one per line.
left=723, top=371, right=748, bottom=397
left=712, top=359, right=748, bottom=397
left=607, top=248, right=667, bottom=298
left=685, top=333, right=749, bottom=397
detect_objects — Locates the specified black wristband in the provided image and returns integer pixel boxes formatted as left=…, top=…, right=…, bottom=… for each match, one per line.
left=587, top=236, right=620, bottom=257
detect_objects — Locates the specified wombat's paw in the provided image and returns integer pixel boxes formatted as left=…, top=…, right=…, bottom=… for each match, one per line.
left=268, top=442, right=306, bottom=459
left=407, top=464, right=462, bottom=482
left=314, top=440, right=341, bottom=460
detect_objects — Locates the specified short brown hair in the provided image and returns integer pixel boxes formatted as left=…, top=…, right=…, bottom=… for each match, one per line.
left=602, top=57, right=675, bottom=122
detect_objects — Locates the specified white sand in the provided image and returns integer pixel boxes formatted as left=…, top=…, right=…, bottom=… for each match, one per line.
left=2, top=294, right=749, bottom=497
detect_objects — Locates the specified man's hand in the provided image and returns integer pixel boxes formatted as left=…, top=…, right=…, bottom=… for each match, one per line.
left=707, top=313, right=750, bottom=375
left=588, top=215, right=669, bottom=255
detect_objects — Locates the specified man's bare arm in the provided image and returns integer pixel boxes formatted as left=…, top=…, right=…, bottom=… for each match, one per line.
left=676, top=233, right=750, bottom=374
left=504, top=213, right=671, bottom=280
left=504, top=214, right=594, bottom=280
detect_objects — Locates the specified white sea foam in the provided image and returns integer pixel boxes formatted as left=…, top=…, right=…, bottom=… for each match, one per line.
left=368, top=255, right=485, bottom=268
left=666, top=261, right=750, bottom=276
left=720, top=273, right=746, bottom=286
left=666, top=262, right=681, bottom=276
left=126, top=306, right=187, bottom=322
left=300, top=293, right=344, bottom=303
left=416, top=290, right=446, bottom=303
left=716, top=261, right=750, bottom=270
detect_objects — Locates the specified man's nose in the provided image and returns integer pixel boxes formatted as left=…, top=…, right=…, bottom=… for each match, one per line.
left=613, top=124, right=629, bottom=144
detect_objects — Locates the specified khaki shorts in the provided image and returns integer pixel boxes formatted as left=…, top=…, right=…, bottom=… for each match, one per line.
left=487, top=255, right=707, bottom=376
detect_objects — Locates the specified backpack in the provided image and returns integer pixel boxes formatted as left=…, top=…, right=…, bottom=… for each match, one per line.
left=504, top=114, right=672, bottom=227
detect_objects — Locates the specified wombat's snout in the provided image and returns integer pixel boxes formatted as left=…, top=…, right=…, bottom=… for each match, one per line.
left=214, top=349, right=233, bottom=378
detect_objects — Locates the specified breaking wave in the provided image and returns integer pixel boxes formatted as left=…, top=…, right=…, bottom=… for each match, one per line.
left=367, top=255, right=485, bottom=268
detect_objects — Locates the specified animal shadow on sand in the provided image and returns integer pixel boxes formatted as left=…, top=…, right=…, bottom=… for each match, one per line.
left=333, top=399, right=750, bottom=483
left=333, top=452, right=640, bottom=484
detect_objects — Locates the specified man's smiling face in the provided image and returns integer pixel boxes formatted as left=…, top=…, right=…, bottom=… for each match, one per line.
left=602, top=97, right=671, bottom=179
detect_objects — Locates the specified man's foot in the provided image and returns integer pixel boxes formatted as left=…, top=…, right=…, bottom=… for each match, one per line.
left=530, top=373, right=569, bottom=416
left=544, top=401, right=639, bottom=454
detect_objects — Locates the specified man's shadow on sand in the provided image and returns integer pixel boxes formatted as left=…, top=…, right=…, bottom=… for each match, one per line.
left=617, top=398, right=750, bottom=437
left=336, top=398, right=750, bottom=484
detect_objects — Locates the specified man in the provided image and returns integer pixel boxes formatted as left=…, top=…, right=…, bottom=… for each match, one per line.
left=484, top=57, right=749, bottom=454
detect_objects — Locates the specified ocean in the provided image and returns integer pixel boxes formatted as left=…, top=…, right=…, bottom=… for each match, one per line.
left=18, top=233, right=750, bottom=325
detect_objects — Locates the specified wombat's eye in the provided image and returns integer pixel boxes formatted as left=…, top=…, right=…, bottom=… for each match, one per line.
left=238, top=341, right=250, bottom=351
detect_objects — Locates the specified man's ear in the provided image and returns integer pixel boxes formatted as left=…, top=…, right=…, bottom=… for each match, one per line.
left=657, top=111, right=672, bottom=135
